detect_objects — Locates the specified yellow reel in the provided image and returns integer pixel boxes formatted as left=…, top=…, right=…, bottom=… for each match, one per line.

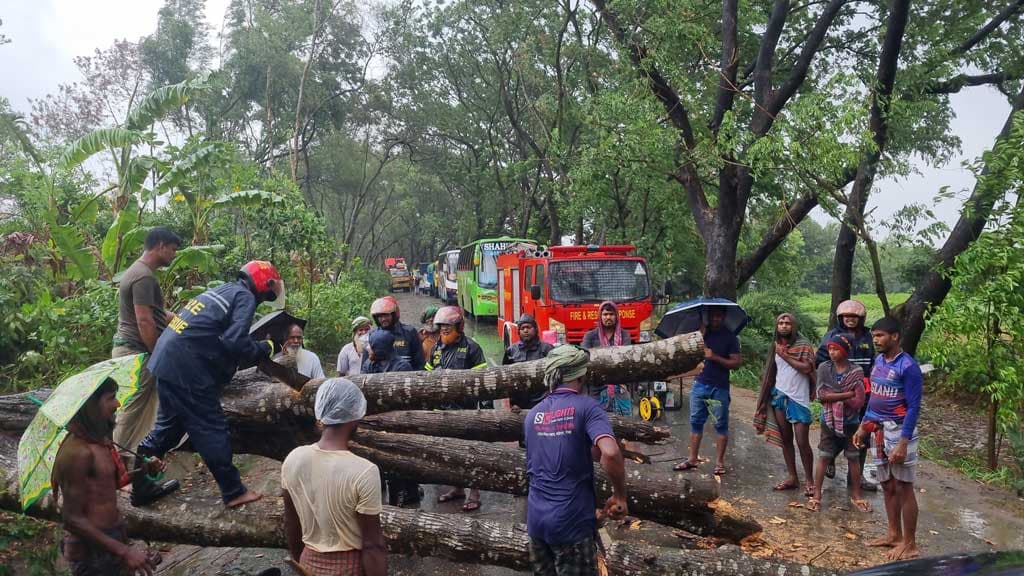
left=640, top=395, right=663, bottom=421
left=639, top=397, right=652, bottom=420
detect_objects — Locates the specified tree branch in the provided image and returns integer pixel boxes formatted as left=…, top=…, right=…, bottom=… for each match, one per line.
left=711, top=0, right=740, bottom=133
left=926, top=71, right=1020, bottom=94
left=761, top=0, right=849, bottom=133
left=956, top=0, right=1024, bottom=55
left=735, top=192, right=820, bottom=286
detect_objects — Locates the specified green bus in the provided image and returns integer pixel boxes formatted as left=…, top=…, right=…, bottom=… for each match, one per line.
left=456, top=237, right=536, bottom=316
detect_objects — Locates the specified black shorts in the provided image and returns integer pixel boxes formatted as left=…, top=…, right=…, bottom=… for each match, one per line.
left=818, top=424, right=859, bottom=460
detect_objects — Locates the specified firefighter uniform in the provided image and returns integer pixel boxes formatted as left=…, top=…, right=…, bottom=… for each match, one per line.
left=139, top=282, right=273, bottom=504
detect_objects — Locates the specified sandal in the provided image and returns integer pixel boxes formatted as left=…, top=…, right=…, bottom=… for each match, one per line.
left=438, top=491, right=466, bottom=503
left=806, top=497, right=820, bottom=512
left=673, top=460, right=700, bottom=472
left=713, top=464, right=727, bottom=476
left=462, top=499, right=481, bottom=512
left=850, top=497, right=872, bottom=512
left=773, top=480, right=799, bottom=491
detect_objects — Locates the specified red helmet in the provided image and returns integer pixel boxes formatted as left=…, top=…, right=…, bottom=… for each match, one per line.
left=370, top=296, right=399, bottom=317
left=239, top=260, right=282, bottom=302
left=433, top=305, right=464, bottom=330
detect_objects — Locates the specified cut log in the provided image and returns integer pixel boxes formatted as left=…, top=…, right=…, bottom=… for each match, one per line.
left=229, top=331, right=705, bottom=417
left=361, top=409, right=671, bottom=444
left=349, top=430, right=760, bottom=541
left=0, top=437, right=833, bottom=575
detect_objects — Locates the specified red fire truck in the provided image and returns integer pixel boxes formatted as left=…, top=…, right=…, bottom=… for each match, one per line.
left=496, top=245, right=655, bottom=347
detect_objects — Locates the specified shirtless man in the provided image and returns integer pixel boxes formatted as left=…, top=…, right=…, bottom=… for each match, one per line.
left=53, top=378, right=163, bottom=576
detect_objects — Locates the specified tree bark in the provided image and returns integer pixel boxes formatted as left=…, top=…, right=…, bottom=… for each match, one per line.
left=360, top=410, right=671, bottom=444
left=894, top=83, right=1024, bottom=354
left=829, top=0, right=911, bottom=325
left=0, top=437, right=827, bottom=576
left=349, top=431, right=759, bottom=541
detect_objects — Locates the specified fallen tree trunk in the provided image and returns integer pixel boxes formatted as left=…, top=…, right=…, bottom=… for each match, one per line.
left=361, top=409, right=671, bottom=444
left=0, top=437, right=832, bottom=576
left=228, top=332, right=704, bottom=420
left=349, top=430, right=760, bottom=541
left=0, top=392, right=745, bottom=539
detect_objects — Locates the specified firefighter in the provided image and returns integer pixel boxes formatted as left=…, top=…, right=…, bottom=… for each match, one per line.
left=367, top=296, right=426, bottom=370
left=427, top=305, right=488, bottom=511
left=502, top=314, right=553, bottom=410
left=134, top=261, right=284, bottom=509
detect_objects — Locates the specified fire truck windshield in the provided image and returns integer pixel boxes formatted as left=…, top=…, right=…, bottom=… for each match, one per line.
left=549, top=259, right=650, bottom=304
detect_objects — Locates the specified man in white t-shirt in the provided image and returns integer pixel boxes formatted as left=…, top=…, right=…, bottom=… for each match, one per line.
left=277, top=323, right=326, bottom=379
left=282, top=378, right=386, bottom=576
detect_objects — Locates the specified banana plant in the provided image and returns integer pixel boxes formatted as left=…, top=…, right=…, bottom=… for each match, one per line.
left=159, top=140, right=283, bottom=245
left=58, top=77, right=206, bottom=276
left=0, top=112, right=97, bottom=281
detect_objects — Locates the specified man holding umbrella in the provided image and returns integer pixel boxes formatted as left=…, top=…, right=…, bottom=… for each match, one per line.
left=51, top=377, right=164, bottom=576
left=672, top=306, right=742, bottom=476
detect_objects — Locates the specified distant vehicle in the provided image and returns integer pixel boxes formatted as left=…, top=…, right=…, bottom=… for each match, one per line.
left=385, top=257, right=413, bottom=292
left=457, top=237, right=536, bottom=317
left=496, top=244, right=654, bottom=346
left=436, top=249, right=460, bottom=304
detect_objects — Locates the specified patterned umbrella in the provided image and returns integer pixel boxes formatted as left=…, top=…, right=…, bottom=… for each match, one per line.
left=17, top=354, right=146, bottom=510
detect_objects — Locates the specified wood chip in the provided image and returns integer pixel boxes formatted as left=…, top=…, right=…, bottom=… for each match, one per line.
left=768, top=516, right=787, bottom=525
left=787, top=501, right=804, bottom=508
left=929, top=530, right=940, bottom=535
left=844, top=533, right=857, bottom=540
left=629, top=520, right=642, bottom=530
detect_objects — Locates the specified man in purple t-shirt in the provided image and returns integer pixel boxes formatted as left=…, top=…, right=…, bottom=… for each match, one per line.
left=853, top=317, right=923, bottom=562
left=525, top=345, right=628, bottom=576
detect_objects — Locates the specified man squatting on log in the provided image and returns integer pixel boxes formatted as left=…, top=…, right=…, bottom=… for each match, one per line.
left=51, top=378, right=166, bottom=576
left=525, top=345, right=628, bottom=575
left=282, top=377, right=387, bottom=576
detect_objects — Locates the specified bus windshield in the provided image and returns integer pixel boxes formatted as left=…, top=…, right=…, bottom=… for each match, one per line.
left=548, top=259, right=650, bottom=304
left=478, top=249, right=500, bottom=288
left=446, top=252, right=459, bottom=281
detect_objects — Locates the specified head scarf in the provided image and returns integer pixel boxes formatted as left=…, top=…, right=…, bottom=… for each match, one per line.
left=315, top=378, right=367, bottom=425
left=754, top=313, right=815, bottom=449
left=421, top=306, right=439, bottom=326
left=826, top=334, right=852, bottom=359
left=70, top=378, right=118, bottom=443
left=543, top=345, right=590, bottom=391
left=517, top=313, right=539, bottom=328
left=351, top=316, right=372, bottom=331
left=368, top=329, right=395, bottom=361
left=597, top=301, right=623, bottom=346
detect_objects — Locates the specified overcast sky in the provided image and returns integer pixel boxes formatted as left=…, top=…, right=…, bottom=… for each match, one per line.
left=0, top=0, right=1013, bottom=237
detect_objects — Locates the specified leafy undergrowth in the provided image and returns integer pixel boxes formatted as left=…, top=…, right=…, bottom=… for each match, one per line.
left=0, top=512, right=63, bottom=576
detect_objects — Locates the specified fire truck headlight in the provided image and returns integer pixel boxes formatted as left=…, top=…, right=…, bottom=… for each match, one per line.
left=548, top=318, right=567, bottom=344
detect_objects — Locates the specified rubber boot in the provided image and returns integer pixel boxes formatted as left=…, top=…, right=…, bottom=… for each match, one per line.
left=130, top=450, right=180, bottom=507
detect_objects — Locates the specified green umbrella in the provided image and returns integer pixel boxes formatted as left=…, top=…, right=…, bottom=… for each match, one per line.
left=17, top=354, right=147, bottom=510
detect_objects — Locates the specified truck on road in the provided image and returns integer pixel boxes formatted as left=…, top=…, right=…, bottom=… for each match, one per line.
left=496, top=244, right=655, bottom=346
left=385, top=257, right=414, bottom=292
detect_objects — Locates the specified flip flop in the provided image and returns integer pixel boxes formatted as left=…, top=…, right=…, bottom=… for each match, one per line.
left=773, top=480, right=798, bottom=491
left=713, top=465, right=727, bottom=476
left=438, top=491, right=466, bottom=503
left=806, top=497, right=820, bottom=512
left=850, top=497, right=873, bottom=512
left=462, top=499, right=481, bottom=512
left=673, top=460, right=700, bottom=472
